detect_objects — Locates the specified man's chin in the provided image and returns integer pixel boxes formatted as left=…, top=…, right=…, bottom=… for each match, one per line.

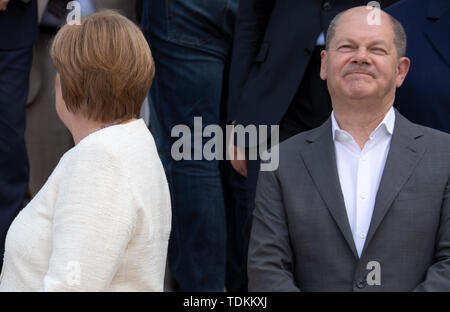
left=342, top=90, right=373, bottom=99
left=341, top=84, right=376, bottom=99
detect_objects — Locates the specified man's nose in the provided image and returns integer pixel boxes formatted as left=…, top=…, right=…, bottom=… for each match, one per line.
left=352, top=47, right=370, bottom=65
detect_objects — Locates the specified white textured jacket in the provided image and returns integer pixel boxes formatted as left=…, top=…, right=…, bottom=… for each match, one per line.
left=0, top=119, right=171, bottom=291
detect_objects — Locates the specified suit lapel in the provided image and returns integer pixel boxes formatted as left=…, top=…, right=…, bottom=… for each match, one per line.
left=361, top=111, right=426, bottom=255
left=300, top=119, right=359, bottom=259
left=425, top=0, right=450, bottom=66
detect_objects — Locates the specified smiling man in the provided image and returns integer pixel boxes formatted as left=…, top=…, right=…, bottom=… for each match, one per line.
left=248, top=6, right=450, bottom=291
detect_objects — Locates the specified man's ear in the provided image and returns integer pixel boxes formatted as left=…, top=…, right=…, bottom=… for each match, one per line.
left=396, top=56, right=410, bottom=88
left=320, top=50, right=328, bottom=81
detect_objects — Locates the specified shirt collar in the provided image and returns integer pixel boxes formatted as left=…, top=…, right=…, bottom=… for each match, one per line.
left=331, top=106, right=395, bottom=142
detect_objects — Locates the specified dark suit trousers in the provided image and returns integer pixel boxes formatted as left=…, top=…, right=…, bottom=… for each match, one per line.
left=0, top=47, right=32, bottom=270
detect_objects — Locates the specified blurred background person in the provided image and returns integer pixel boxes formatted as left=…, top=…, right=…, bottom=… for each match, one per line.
left=140, top=0, right=238, bottom=291
left=0, top=11, right=171, bottom=291
left=93, top=0, right=136, bottom=20
left=387, top=0, right=450, bottom=133
left=0, top=0, right=38, bottom=272
left=25, top=0, right=91, bottom=198
left=226, top=0, right=399, bottom=291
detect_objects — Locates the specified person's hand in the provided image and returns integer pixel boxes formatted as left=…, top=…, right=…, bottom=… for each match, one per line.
left=231, top=145, right=248, bottom=177
left=0, top=0, right=9, bottom=11
left=228, top=125, right=248, bottom=177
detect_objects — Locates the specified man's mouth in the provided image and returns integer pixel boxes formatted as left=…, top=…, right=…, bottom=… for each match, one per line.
left=345, top=71, right=374, bottom=78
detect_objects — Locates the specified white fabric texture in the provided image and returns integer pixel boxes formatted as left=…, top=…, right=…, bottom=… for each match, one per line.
left=0, top=119, right=171, bottom=291
left=331, top=107, right=395, bottom=257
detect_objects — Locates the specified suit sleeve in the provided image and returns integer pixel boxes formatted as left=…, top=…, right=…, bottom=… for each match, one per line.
left=227, top=0, right=275, bottom=123
left=414, top=176, right=450, bottom=291
left=40, top=146, right=136, bottom=291
left=248, top=167, right=300, bottom=291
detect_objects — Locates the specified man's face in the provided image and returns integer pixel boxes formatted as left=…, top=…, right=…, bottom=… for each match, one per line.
left=320, top=8, right=409, bottom=103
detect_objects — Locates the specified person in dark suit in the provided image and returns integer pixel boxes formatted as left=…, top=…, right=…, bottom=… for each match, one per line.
left=387, top=0, right=450, bottom=133
left=224, top=0, right=398, bottom=291
left=0, top=0, right=38, bottom=270
left=248, top=7, right=450, bottom=291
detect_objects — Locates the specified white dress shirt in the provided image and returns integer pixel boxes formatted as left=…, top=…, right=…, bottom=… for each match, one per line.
left=331, top=107, right=395, bottom=257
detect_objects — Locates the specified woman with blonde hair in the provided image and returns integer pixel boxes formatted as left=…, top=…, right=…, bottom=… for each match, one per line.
left=0, top=11, right=171, bottom=291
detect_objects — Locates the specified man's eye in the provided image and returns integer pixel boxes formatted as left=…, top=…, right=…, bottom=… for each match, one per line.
left=372, top=48, right=387, bottom=54
left=338, top=45, right=353, bottom=50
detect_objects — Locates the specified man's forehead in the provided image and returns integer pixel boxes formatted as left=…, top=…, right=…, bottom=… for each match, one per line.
left=341, top=6, right=389, bottom=21
left=338, top=15, right=391, bottom=30
left=333, top=11, right=394, bottom=42
left=334, top=37, right=391, bottom=46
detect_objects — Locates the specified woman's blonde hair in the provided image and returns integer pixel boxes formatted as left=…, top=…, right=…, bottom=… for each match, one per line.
left=51, top=10, right=155, bottom=122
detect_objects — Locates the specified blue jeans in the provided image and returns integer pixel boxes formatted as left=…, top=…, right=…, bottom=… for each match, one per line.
left=141, top=0, right=238, bottom=291
left=0, top=47, right=32, bottom=270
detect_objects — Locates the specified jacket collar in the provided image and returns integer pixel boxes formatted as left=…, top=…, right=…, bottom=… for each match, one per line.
left=427, top=0, right=450, bottom=20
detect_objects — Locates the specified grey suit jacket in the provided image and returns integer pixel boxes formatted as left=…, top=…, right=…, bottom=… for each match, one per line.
left=248, top=110, right=450, bottom=291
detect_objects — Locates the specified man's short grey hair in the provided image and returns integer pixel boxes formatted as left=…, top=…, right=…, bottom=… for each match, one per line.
left=325, top=9, right=407, bottom=58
